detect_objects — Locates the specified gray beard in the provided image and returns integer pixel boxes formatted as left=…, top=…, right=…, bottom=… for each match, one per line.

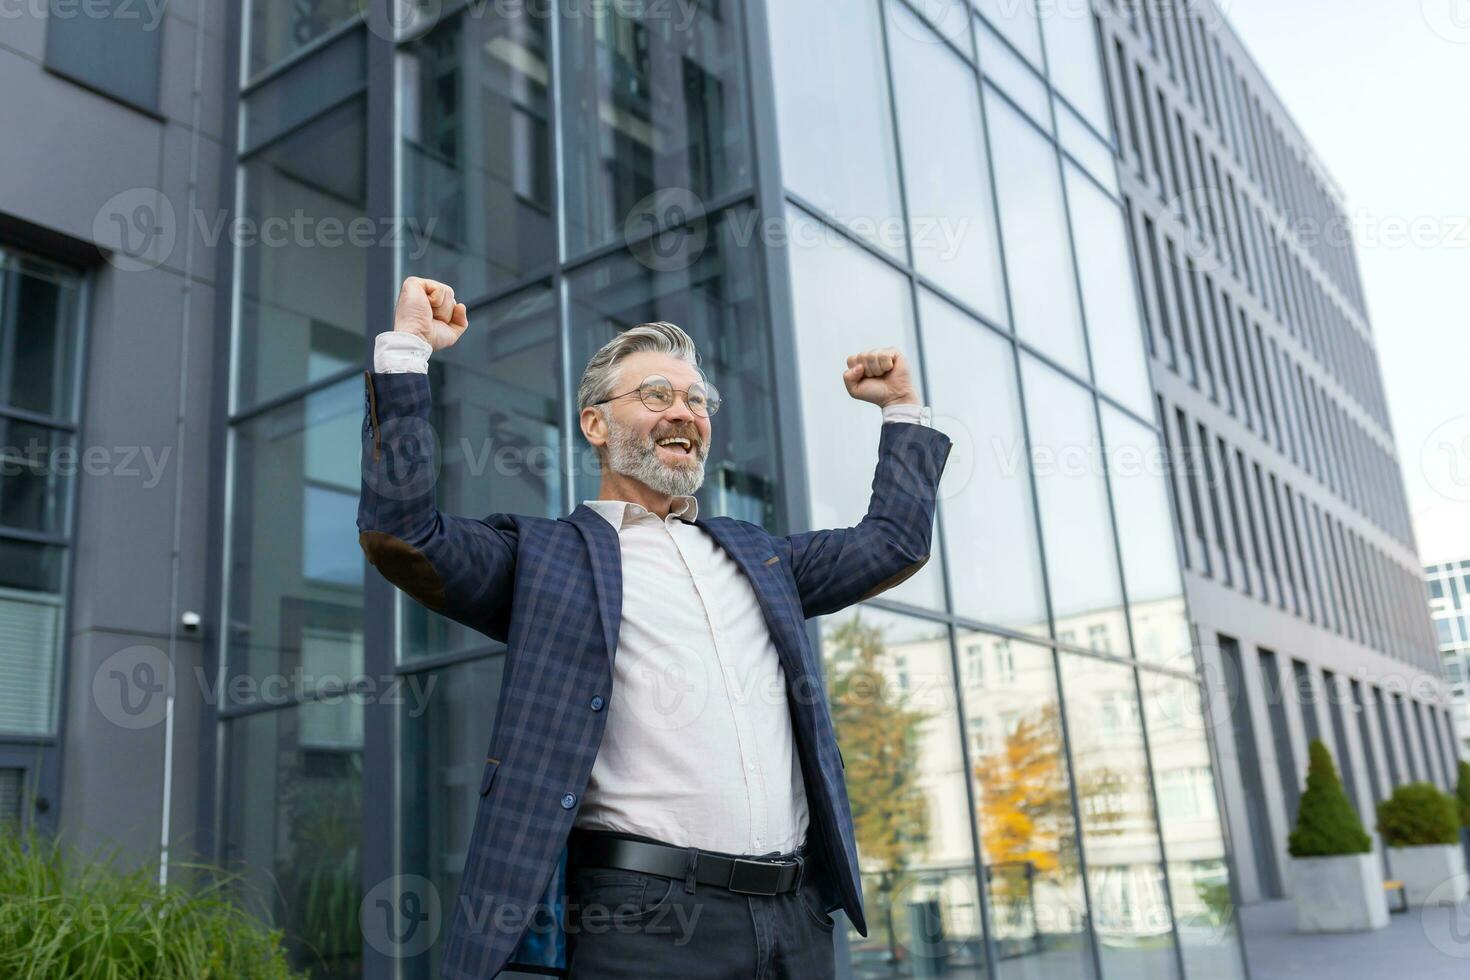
left=603, top=414, right=707, bottom=498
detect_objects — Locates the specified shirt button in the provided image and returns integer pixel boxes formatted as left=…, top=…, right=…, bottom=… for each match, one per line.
left=590, top=695, right=605, bottom=711
left=561, top=793, right=577, bottom=809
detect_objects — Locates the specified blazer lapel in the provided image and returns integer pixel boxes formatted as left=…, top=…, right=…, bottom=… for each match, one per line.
left=564, top=503, right=623, bottom=671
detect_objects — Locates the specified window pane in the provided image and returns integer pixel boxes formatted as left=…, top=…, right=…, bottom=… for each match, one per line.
left=223, top=701, right=363, bottom=976
left=245, top=0, right=361, bottom=79
left=887, top=3, right=1006, bottom=324
left=974, top=0, right=1042, bottom=64
left=1021, top=356, right=1124, bottom=638
left=1037, top=0, right=1110, bottom=133
left=0, top=537, right=65, bottom=593
left=568, top=205, right=779, bottom=526
left=0, top=594, right=61, bottom=735
left=1059, top=654, right=1177, bottom=978
left=1100, top=406, right=1191, bottom=665
left=400, top=7, right=554, bottom=298
left=560, top=0, right=751, bottom=256
left=227, top=377, right=363, bottom=695
left=0, top=421, right=72, bottom=536
left=236, top=98, right=366, bottom=410
left=819, top=606, right=986, bottom=975
left=960, top=630, right=1090, bottom=980
left=988, top=94, right=1087, bottom=377
left=976, top=23, right=1050, bottom=128
left=786, top=208, right=945, bottom=610
left=242, top=28, right=364, bottom=154
left=43, top=0, right=161, bottom=112
left=1056, top=99, right=1118, bottom=195
left=769, top=0, right=904, bottom=258
left=401, top=655, right=506, bottom=978
left=0, top=250, right=82, bottom=420
left=918, top=291, right=1045, bottom=633
left=1140, top=670, right=1246, bottom=980
left=1065, top=163, right=1151, bottom=417
left=402, top=285, right=561, bottom=661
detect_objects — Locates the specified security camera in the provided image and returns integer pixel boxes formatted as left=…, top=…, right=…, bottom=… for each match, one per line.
left=180, top=611, right=202, bottom=632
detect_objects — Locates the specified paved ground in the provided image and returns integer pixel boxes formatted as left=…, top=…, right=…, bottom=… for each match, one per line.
left=1241, top=899, right=1470, bottom=979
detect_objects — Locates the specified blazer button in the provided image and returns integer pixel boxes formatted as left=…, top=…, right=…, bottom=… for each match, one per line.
left=590, top=695, right=605, bottom=711
left=561, top=793, right=577, bottom=809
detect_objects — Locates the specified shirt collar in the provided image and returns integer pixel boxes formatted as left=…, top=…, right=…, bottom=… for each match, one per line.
left=583, top=494, right=699, bottom=530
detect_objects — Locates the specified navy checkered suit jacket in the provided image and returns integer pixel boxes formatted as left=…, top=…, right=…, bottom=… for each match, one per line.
left=358, top=369, right=952, bottom=978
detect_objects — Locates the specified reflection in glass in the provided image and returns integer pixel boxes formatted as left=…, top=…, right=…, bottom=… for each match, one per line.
left=917, top=291, right=1046, bottom=633
left=959, top=630, right=1089, bottom=980
left=559, top=0, right=751, bottom=255
left=1064, top=163, right=1152, bottom=418
left=0, top=249, right=82, bottom=421
left=887, top=3, right=1007, bottom=324
left=1060, top=654, right=1178, bottom=978
left=567, top=206, right=778, bottom=525
left=1141, top=671, right=1246, bottom=980
left=245, top=0, right=361, bottom=79
left=401, top=286, right=562, bottom=660
left=769, top=0, right=904, bottom=258
left=820, top=606, right=986, bottom=977
left=400, top=656, right=507, bottom=980
left=1020, top=356, right=1124, bottom=644
left=1100, top=406, right=1191, bottom=666
left=1036, top=0, right=1111, bottom=132
left=227, top=377, right=363, bottom=694
left=224, top=700, right=363, bottom=978
left=399, top=6, right=554, bottom=298
left=785, top=208, right=945, bottom=611
left=236, top=98, right=366, bottom=410
left=987, top=93, right=1087, bottom=377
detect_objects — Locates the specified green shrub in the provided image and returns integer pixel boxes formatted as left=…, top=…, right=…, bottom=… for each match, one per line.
left=1456, top=760, right=1470, bottom=830
left=1288, top=739, right=1371, bottom=857
left=1376, top=782, right=1461, bottom=847
left=0, top=823, right=306, bottom=980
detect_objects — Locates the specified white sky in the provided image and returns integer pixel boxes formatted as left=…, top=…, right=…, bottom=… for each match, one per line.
left=1217, top=0, right=1470, bottom=567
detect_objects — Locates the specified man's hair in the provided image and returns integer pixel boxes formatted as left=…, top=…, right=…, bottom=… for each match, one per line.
left=576, top=321, right=702, bottom=413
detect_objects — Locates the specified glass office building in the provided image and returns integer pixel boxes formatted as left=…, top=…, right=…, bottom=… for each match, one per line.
left=1427, top=558, right=1470, bottom=758
left=212, top=1, right=1245, bottom=978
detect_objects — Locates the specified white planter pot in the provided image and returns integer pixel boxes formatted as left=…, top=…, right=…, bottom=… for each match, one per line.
left=1386, top=843, right=1469, bottom=907
left=1290, top=853, right=1389, bottom=933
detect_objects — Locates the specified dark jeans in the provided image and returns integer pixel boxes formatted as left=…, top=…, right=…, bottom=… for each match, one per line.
left=564, top=840, right=837, bottom=979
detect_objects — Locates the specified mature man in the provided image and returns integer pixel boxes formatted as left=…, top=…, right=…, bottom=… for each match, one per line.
left=358, top=276, right=953, bottom=978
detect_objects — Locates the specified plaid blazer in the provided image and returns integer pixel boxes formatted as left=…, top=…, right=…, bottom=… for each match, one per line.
left=358, top=369, right=953, bottom=979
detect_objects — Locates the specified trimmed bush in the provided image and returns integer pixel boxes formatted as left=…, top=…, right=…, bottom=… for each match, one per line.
left=1377, top=782, right=1461, bottom=847
left=1288, top=739, right=1371, bottom=857
left=0, top=825, right=305, bottom=979
left=1457, top=760, right=1470, bottom=830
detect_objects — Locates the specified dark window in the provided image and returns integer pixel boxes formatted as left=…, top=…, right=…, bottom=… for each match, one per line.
left=44, top=0, right=162, bottom=114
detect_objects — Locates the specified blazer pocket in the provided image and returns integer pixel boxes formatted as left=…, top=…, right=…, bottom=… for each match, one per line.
left=480, top=757, right=501, bottom=796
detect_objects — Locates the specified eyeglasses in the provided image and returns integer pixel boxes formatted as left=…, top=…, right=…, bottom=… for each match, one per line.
left=596, top=374, right=722, bottom=417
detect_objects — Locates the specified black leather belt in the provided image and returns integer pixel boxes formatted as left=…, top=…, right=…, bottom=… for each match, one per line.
left=568, top=829, right=809, bottom=896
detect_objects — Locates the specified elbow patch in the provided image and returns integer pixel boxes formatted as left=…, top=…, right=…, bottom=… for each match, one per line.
left=855, top=553, right=930, bottom=604
left=359, top=530, right=446, bottom=612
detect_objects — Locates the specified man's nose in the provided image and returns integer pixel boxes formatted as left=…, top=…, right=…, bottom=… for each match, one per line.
left=662, top=394, right=696, bottom=423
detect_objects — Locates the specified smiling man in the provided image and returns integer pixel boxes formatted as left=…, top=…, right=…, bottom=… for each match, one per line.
left=359, top=276, right=953, bottom=979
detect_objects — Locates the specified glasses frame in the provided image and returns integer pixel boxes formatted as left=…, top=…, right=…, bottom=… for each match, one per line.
left=595, top=374, right=722, bottom=417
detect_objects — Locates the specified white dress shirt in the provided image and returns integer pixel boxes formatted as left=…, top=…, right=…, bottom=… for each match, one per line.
left=372, top=330, right=931, bottom=855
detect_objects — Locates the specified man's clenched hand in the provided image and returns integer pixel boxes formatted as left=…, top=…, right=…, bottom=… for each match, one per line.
left=843, top=347, right=919, bottom=409
left=394, top=276, right=469, bottom=352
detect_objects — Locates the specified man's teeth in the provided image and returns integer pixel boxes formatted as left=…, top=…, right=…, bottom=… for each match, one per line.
left=657, top=437, right=692, bottom=452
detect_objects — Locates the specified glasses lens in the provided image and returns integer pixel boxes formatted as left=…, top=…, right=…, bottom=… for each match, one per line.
left=689, top=381, right=720, bottom=417
left=639, top=377, right=675, bottom=411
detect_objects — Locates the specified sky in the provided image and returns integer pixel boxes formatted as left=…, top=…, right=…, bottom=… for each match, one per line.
left=1217, top=0, right=1470, bottom=566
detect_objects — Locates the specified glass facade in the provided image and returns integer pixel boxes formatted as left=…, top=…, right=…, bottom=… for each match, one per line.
left=217, top=2, right=1245, bottom=978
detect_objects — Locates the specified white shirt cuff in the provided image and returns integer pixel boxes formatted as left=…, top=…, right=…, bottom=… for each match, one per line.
left=374, top=331, right=433, bottom=374
left=881, top=402, right=931, bottom=427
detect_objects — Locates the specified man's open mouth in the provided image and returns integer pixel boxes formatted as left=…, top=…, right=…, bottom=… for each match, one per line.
left=655, top=436, right=694, bottom=457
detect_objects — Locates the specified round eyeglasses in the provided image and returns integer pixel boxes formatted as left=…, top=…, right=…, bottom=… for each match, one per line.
left=596, top=375, right=722, bottom=417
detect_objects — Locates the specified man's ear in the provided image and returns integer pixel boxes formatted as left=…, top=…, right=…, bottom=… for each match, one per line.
left=580, top=405, right=608, bottom=454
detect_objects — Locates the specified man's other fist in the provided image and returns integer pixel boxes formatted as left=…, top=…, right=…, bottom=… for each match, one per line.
left=843, top=347, right=919, bottom=409
left=394, top=276, right=469, bottom=352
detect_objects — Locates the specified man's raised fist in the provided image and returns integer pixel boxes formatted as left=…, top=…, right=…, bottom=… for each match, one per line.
left=394, top=276, right=469, bottom=352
